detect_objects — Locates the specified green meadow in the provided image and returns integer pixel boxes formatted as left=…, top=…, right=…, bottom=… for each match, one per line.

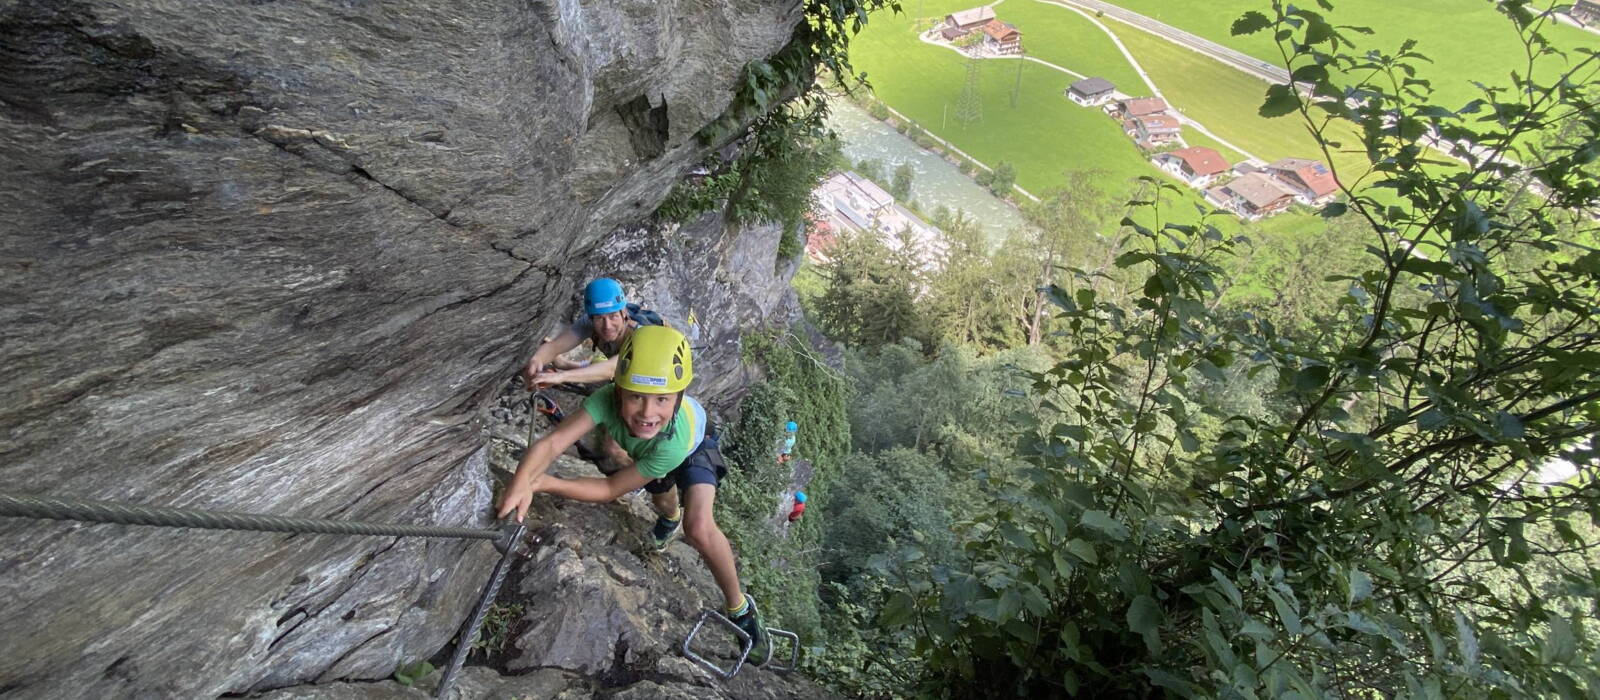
left=1096, top=0, right=1595, bottom=112
left=850, top=0, right=1168, bottom=196
left=997, top=0, right=1149, bottom=91
left=1180, top=127, right=1248, bottom=164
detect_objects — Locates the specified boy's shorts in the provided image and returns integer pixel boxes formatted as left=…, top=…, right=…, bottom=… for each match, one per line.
left=644, top=434, right=727, bottom=495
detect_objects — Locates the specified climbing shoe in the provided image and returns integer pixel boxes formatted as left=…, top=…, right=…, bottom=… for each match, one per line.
left=650, top=510, right=682, bottom=551
left=730, top=595, right=773, bottom=667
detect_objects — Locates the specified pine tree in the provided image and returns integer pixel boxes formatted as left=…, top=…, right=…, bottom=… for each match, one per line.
left=890, top=162, right=915, bottom=202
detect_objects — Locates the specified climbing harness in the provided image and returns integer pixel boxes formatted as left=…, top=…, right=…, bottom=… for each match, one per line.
left=680, top=609, right=800, bottom=679
left=0, top=492, right=523, bottom=700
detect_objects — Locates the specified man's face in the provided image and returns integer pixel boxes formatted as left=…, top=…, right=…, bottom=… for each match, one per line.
left=615, top=387, right=678, bottom=439
left=592, top=311, right=628, bottom=344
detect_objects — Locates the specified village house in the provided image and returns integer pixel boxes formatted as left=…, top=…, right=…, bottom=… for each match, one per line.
left=810, top=171, right=947, bottom=271
left=1153, top=146, right=1230, bottom=187
left=941, top=6, right=995, bottom=37
left=1207, top=172, right=1299, bottom=220
left=1126, top=114, right=1181, bottom=148
left=1264, top=157, right=1339, bottom=205
left=981, top=21, right=1023, bottom=55
left=1107, top=96, right=1168, bottom=119
left=1570, top=0, right=1600, bottom=24
left=1066, top=77, right=1116, bottom=106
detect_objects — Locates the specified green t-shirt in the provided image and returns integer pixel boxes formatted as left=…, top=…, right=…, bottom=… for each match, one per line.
left=583, top=384, right=706, bottom=478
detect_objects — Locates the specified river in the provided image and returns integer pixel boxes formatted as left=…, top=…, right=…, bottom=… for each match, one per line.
left=825, top=98, right=1034, bottom=245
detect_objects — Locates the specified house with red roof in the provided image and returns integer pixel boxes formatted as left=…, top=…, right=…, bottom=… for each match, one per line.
left=1108, top=97, right=1168, bottom=119
left=1153, top=146, right=1231, bottom=187
left=1264, top=158, right=1339, bottom=205
left=981, top=21, right=1022, bottom=55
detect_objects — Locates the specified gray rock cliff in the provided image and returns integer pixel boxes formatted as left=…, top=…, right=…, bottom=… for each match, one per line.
left=0, top=0, right=808, bottom=696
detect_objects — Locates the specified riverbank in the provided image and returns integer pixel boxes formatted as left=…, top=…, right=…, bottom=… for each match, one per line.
left=825, top=97, right=1035, bottom=245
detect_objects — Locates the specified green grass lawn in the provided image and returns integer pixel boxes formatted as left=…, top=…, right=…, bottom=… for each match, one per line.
left=1097, top=0, right=1595, bottom=113
left=851, top=0, right=1164, bottom=197
left=998, top=1, right=1149, bottom=92
left=847, top=0, right=1362, bottom=277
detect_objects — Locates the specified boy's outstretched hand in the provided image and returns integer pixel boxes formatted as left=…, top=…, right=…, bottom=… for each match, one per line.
left=498, top=478, right=535, bottom=522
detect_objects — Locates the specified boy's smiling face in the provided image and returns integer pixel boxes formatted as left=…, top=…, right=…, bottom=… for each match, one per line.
left=616, top=386, right=677, bottom=439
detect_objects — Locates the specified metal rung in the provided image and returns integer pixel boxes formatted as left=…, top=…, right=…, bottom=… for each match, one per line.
left=681, top=609, right=753, bottom=679
left=763, top=627, right=801, bottom=673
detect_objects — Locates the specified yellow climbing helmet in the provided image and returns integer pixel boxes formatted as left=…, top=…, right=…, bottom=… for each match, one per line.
left=614, top=325, right=693, bottom=394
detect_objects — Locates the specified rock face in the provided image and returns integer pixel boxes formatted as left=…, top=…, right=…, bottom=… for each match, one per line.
left=0, top=0, right=805, bottom=696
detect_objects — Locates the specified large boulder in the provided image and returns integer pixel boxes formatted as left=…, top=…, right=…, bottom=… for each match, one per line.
left=0, top=0, right=804, bottom=696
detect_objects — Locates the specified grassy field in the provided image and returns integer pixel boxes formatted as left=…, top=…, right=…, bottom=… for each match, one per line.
left=850, top=0, right=1167, bottom=197
left=842, top=0, right=1518, bottom=308
left=1098, top=0, right=1594, bottom=113
left=1102, top=21, right=1377, bottom=183
left=997, top=1, right=1149, bottom=92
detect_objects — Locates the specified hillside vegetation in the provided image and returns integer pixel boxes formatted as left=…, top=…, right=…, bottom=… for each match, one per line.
left=776, top=0, right=1600, bottom=696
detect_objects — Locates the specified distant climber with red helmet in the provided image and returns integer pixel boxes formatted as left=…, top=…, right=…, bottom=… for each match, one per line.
left=498, top=325, right=772, bottom=666
left=787, top=491, right=807, bottom=522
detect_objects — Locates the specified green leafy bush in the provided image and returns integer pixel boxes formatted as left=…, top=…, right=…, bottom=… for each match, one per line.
left=865, top=1, right=1600, bottom=694
left=715, top=330, right=852, bottom=646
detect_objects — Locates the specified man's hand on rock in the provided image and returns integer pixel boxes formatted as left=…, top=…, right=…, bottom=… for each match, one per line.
left=521, top=360, right=559, bottom=391
left=526, top=368, right=565, bottom=391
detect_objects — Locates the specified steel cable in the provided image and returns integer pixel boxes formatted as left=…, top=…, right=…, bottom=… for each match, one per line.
left=0, top=493, right=501, bottom=540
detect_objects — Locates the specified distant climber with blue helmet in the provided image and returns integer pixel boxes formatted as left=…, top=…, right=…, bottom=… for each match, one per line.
left=499, top=325, right=773, bottom=665
left=778, top=420, right=798, bottom=464
left=521, top=277, right=666, bottom=392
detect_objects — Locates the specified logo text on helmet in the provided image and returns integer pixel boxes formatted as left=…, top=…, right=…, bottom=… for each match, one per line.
left=630, top=374, right=668, bottom=387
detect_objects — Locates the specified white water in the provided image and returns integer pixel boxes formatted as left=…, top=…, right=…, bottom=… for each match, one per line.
left=825, top=98, right=1035, bottom=245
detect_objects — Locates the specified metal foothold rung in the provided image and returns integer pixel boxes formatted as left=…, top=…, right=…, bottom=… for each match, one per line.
left=763, top=627, right=801, bottom=673
left=681, top=609, right=753, bottom=680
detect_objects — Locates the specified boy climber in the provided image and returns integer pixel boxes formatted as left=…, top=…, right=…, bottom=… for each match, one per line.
left=521, top=277, right=662, bottom=391
left=498, top=325, right=772, bottom=664
left=522, top=277, right=665, bottom=475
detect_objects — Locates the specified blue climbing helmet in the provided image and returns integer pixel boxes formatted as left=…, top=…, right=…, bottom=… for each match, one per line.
left=785, top=421, right=798, bottom=432
left=795, top=491, right=808, bottom=504
left=583, top=278, right=627, bottom=316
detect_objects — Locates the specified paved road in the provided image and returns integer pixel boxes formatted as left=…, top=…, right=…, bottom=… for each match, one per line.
left=1042, top=0, right=1291, bottom=85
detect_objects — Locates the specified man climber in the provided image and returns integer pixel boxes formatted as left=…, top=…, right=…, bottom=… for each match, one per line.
left=522, top=277, right=664, bottom=474
left=498, top=325, right=773, bottom=664
left=520, top=277, right=663, bottom=391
